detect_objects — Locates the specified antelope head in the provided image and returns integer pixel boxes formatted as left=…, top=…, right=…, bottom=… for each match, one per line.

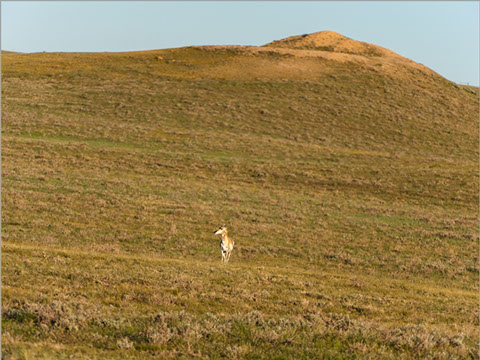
left=214, top=225, right=227, bottom=236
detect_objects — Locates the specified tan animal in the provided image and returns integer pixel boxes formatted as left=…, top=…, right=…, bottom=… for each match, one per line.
left=214, top=225, right=234, bottom=263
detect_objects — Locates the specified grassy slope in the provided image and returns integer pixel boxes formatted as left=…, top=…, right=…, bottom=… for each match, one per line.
left=2, top=45, right=479, bottom=359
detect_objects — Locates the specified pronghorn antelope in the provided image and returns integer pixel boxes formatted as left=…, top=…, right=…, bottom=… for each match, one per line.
left=214, top=225, right=234, bottom=263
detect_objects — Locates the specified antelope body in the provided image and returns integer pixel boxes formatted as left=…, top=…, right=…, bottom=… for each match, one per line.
left=214, top=225, right=234, bottom=263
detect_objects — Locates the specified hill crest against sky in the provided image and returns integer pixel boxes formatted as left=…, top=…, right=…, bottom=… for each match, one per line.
left=138, top=30, right=442, bottom=83
left=266, top=31, right=399, bottom=58
left=2, top=30, right=462, bottom=85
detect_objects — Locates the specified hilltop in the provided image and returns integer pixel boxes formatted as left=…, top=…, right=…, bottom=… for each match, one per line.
left=2, top=32, right=479, bottom=359
left=267, top=31, right=399, bottom=56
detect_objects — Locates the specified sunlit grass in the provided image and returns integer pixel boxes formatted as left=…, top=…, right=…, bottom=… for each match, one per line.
left=2, top=46, right=479, bottom=359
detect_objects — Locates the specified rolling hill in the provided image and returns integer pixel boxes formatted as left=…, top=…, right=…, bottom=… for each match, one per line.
left=2, top=31, right=479, bottom=359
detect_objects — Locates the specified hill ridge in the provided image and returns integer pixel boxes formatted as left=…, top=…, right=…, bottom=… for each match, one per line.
left=266, top=30, right=398, bottom=58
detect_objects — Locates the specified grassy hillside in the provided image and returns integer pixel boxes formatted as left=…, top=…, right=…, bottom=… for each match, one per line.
left=2, top=32, right=479, bottom=359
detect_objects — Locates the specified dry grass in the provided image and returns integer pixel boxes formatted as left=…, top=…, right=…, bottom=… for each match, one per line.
left=2, top=35, right=479, bottom=359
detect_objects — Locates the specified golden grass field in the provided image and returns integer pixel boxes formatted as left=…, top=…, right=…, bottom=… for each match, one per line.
left=2, top=32, right=479, bottom=359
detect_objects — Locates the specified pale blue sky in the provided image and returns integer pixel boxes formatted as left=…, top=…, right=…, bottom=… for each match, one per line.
left=2, top=1, right=479, bottom=85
